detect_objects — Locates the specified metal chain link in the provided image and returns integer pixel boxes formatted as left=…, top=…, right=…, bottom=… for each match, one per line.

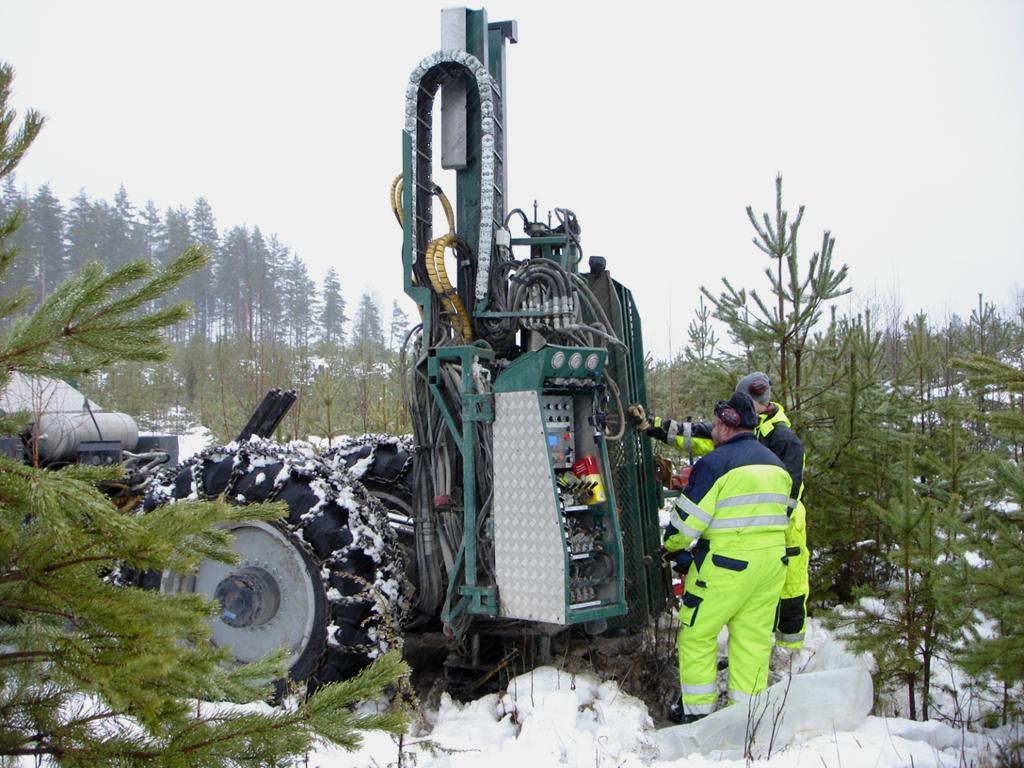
left=146, top=437, right=411, bottom=675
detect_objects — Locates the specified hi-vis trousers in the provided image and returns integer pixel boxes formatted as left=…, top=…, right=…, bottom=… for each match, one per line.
left=775, top=501, right=809, bottom=648
left=677, top=540, right=787, bottom=717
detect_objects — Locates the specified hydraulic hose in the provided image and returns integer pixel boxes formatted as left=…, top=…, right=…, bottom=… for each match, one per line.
left=425, top=233, right=474, bottom=342
left=390, top=174, right=404, bottom=227
left=405, top=50, right=500, bottom=303
left=434, top=183, right=456, bottom=233
left=421, top=185, right=473, bottom=341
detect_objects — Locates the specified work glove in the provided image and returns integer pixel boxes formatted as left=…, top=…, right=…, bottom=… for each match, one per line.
left=670, top=465, right=693, bottom=490
left=662, top=548, right=693, bottom=575
left=653, top=455, right=673, bottom=487
left=627, top=403, right=651, bottom=431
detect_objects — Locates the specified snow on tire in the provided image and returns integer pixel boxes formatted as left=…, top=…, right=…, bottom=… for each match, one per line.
left=323, top=434, right=415, bottom=520
left=144, top=437, right=409, bottom=689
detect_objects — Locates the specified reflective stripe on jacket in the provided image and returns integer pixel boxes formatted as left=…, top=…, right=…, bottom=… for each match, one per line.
left=647, top=416, right=714, bottom=457
left=664, top=432, right=792, bottom=552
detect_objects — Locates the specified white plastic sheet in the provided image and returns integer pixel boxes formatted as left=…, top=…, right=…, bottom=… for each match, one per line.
left=654, top=637, right=874, bottom=761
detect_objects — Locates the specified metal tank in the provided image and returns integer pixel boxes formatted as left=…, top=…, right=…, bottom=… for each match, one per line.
left=32, top=411, right=139, bottom=462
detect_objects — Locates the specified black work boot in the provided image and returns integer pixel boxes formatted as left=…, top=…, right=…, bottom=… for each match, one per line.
left=668, top=700, right=708, bottom=725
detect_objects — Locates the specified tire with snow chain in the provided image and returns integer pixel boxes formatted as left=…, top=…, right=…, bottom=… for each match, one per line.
left=322, top=435, right=435, bottom=628
left=322, top=435, right=415, bottom=520
left=144, top=437, right=408, bottom=690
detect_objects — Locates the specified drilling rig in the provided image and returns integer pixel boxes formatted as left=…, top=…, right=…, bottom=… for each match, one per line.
left=147, top=7, right=668, bottom=693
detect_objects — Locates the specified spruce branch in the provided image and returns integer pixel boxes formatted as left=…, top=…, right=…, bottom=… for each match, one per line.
left=0, top=246, right=208, bottom=385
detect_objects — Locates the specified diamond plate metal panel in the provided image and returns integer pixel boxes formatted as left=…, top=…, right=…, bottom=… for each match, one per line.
left=493, top=390, right=566, bottom=623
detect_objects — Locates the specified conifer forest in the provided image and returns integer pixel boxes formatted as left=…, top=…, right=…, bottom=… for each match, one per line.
left=0, top=178, right=414, bottom=443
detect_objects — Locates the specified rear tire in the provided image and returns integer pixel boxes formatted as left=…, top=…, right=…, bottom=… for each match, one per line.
left=323, top=435, right=438, bottom=629
left=323, top=435, right=415, bottom=519
left=145, top=437, right=408, bottom=689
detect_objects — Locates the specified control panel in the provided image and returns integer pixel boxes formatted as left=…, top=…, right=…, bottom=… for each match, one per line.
left=542, top=394, right=575, bottom=469
left=492, top=346, right=625, bottom=625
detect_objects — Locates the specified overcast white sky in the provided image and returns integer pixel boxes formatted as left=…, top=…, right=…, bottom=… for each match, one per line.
left=2, top=1, right=1022, bottom=359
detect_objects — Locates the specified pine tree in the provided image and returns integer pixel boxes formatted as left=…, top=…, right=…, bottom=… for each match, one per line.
left=159, top=206, right=191, bottom=271
left=0, top=63, right=40, bottom=325
left=311, top=363, right=347, bottom=448
left=668, top=297, right=729, bottom=422
left=137, top=200, right=164, bottom=262
left=189, top=198, right=219, bottom=252
left=281, top=254, right=317, bottom=349
left=388, top=300, right=410, bottom=353
left=215, top=225, right=246, bottom=339
left=822, top=315, right=996, bottom=722
left=253, top=229, right=281, bottom=348
left=352, top=292, right=385, bottom=354
left=807, top=311, right=905, bottom=602
left=320, top=267, right=348, bottom=349
left=188, top=197, right=218, bottom=339
left=700, top=174, right=850, bottom=410
left=685, top=295, right=718, bottom=363
left=0, top=176, right=32, bottom=308
left=826, top=450, right=970, bottom=720
left=158, top=205, right=191, bottom=342
left=0, top=60, right=407, bottom=765
left=956, top=353, right=1024, bottom=723
left=104, top=183, right=138, bottom=268
left=912, top=394, right=990, bottom=722
left=351, top=293, right=386, bottom=432
left=26, top=183, right=66, bottom=298
left=65, top=190, right=100, bottom=275
left=696, top=177, right=854, bottom=616
left=0, top=64, right=43, bottom=179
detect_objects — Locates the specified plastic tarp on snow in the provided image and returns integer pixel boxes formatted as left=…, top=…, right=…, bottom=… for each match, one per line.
left=653, top=637, right=874, bottom=761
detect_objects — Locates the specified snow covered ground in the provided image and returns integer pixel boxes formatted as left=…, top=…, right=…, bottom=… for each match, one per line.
left=321, top=620, right=1006, bottom=768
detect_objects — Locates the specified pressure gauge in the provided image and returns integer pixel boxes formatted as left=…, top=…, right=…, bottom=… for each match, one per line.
left=585, top=353, right=600, bottom=371
left=551, top=351, right=566, bottom=369
left=569, top=352, right=584, bottom=370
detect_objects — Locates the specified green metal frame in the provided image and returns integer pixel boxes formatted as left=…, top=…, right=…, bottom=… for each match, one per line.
left=426, top=345, right=499, bottom=624
left=509, top=235, right=579, bottom=272
left=455, top=9, right=486, bottom=256
left=400, top=9, right=657, bottom=633
left=402, top=11, right=520, bottom=632
left=609, top=282, right=669, bottom=628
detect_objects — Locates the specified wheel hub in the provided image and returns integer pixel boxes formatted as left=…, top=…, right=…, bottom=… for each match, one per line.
left=214, top=566, right=281, bottom=628
left=160, top=520, right=323, bottom=668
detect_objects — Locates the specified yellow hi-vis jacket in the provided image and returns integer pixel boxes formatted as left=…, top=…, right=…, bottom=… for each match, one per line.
left=649, top=403, right=803, bottom=507
left=664, top=432, right=793, bottom=554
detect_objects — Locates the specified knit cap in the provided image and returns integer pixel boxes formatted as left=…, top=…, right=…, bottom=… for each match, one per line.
left=736, top=371, right=771, bottom=406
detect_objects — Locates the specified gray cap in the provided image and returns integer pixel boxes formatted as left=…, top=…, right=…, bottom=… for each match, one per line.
left=736, top=371, right=771, bottom=405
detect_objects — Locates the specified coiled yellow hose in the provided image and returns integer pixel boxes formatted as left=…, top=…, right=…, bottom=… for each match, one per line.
left=389, top=174, right=404, bottom=226
left=426, top=232, right=474, bottom=341
left=391, top=176, right=472, bottom=340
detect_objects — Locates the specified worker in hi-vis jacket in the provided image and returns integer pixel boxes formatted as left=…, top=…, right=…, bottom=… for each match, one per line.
left=630, top=371, right=809, bottom=651
left=635, top=391, right=790, bottom=724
